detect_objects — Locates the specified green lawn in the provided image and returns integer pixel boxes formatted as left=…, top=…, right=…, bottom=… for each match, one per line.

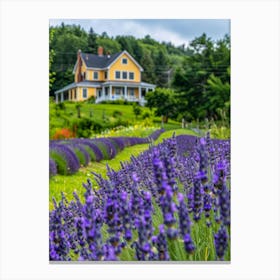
left=49, top=128, right=197, bottom=209
left=50, top=102, right=154, bottom=125
left=49, top=102, right=181, bottom=138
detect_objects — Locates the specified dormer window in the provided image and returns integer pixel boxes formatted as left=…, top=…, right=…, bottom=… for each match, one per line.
left=122, top=58, right=128, bottom=64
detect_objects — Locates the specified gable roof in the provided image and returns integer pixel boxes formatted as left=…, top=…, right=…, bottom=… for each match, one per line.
left=73, top=50, right=144, bottom=72
left=81, top=51, right=122, bottom=69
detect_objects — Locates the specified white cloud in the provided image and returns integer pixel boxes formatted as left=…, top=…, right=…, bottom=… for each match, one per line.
left=50, top=19, right=191, bottom=47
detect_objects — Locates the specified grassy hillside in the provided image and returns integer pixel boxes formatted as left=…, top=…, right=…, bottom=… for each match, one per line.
left=49, top=101, right=181, bottom=139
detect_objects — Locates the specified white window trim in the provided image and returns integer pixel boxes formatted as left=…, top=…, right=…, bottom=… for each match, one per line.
left=129, top=88, right=135, bottom=96
left=115, top=88, right=121, bottom=95
left=93, top=71, right=98, bottom=80
left=129, top=72, right=134, bottom=80
left=122, top=58, right=128, bottom=64
left=122, top=71, right=128, bottom=80
left=82, top=88, right=88, bottom=99
left=115, top=71, right=121, bottom=79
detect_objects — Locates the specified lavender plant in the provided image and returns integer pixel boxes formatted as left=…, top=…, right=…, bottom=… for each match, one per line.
left=49, top=132, right=230, bottom=261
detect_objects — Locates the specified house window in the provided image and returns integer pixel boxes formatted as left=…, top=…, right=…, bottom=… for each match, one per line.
left=129, top=72, right=134, bottom=80
left=115, top=71, right=121, bottom=79
left=93, top=71, right=98, bottom=80
left=83, top=88, right=87, bottom=98
left=104, top=71, right=108, bottom=79
left=74, top=89, right=77, bottom=99
left=98, top=89, right=102, bottom=98
left=129, top=88, right=134, bottom=96
left=115, top=88, right=121, bottom=96
left=122, top=71, right=127, bottom=79
left=122, top=58, right=128, bottom=64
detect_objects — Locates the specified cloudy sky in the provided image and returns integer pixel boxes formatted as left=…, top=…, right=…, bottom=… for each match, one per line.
left=49, top=19, right=230, bottom=47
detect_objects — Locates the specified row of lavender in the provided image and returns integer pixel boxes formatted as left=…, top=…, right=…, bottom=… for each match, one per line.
left=49, top=132, right=230, bottom=261
left=49, top=129, right=164, bottom=176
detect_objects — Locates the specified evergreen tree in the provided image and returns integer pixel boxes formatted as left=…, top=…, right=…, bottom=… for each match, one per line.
left=87, top=27, right=98, bottom=54
left=140, top=50, right=156, bottom=84
left=155, top=49, right=169, bottom=87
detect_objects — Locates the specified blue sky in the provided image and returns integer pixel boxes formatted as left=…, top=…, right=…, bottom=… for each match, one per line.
left=49, top=19, right=230, bottom=47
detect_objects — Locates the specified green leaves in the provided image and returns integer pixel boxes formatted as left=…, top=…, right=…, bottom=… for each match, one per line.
left=173, top=34, right=230, bottom=122
left=146, top=88, right=179, bottom=123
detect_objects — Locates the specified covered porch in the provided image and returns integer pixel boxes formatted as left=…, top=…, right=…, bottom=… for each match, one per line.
left=95, top=81, right=156, bottom=105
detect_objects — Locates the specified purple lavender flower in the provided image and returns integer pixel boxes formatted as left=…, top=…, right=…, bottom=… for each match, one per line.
left=183, top=233, right=195, bottom=254
left=133, top=216, right=153, bottom=261
left=152, top=225, right=170, bottom=260
left=219, top=183, right=230, bottom=226
left=193, top=172, right=204, bottom=222
left=49, top=158, right=57, bottom=177
left=214, top=226, right=229, bottom=260
left=203, top=193, right=212, bottom=227
left=66, top=143, right=90, bottom=166
left=177, top=193, right=192, bottom=235
left=104, top=244, right=118, bottom=261
left=119, top=190, right=133, bottom=241
left=50, top=143, right=80, bottom=175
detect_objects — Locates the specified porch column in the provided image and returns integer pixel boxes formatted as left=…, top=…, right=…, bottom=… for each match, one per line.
left=102, top=86, right=105, bottom=100
left=138, top=86, right=142, bottom=101
left=55, top=93, right=58, bottom=104
left=124, top=86, right=127, bottom=100
left=60, top=92, right=64, bottom=102
left=145, top=88, right=148, bottom=94
left=109, top=85, right=112, bottom=100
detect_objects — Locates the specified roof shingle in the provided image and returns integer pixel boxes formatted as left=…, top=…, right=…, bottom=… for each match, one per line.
left=80, top=51, right=122, bottom=68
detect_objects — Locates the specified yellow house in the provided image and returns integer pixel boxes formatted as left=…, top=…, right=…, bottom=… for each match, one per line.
left=55, top=47, right=156, bottom=105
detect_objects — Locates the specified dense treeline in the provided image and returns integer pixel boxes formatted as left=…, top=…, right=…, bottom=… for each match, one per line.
left=49, top=23, right=230, bottom=123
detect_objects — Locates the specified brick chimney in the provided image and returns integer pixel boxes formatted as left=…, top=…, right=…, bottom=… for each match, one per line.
left=77, top=49, right=82, bottom=82
left=98, top=46, right=103, bottom=56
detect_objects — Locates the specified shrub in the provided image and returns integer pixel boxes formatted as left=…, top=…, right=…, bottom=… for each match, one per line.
left=49, top=151, right=68, bottom=175
left=83, top=145, right=96, bottom=162
left=112, top=110, right=123, bottom=118
left=85, top=96, right=96, bottom=104
left=49, top=158, right=57, bottom=177
left=142, top=112, right=150, bottom=119
left=57, top=102, right=66, bottom=110
left=93, top=141, right=110, bottom=159
left=133, top=103, right=142, bottom=119
left=53, top=128, right=75, bottom=140
left=66, top=143, right=91, bottom=167
left=49, top=143, right=80, bottom=175
left=71, top=139, right=103, bottom=162
left=71, top=118, right=105, bottom=138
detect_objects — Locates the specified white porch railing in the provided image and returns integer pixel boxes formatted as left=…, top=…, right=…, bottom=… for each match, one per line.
left=96, top=95, right=146, bottom=105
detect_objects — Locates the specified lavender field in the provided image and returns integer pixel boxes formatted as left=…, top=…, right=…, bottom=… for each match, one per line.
left=49, top=132, right=230, bottom=261
left=49, top=129, right=164, bottom=176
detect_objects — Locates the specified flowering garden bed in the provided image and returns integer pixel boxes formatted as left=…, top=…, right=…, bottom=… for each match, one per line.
left=49, top=132, right=230, bottom=261
left=49, top=129, right=164, bottom=176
